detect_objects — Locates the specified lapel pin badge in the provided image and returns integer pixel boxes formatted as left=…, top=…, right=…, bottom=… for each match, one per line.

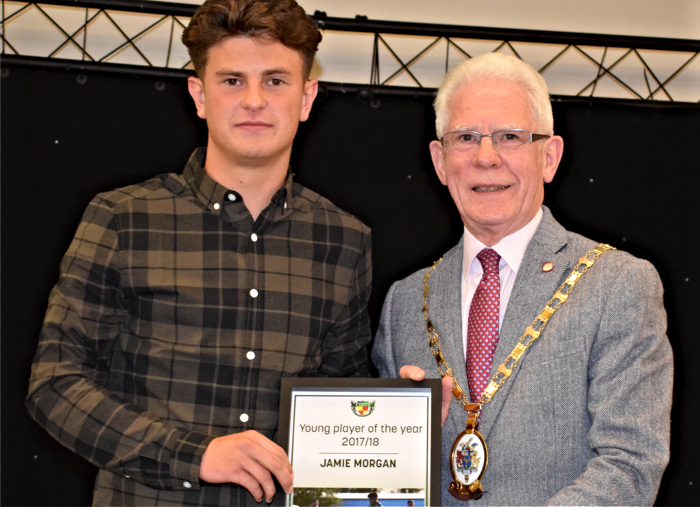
left=542, top=261, right=554, bottom=272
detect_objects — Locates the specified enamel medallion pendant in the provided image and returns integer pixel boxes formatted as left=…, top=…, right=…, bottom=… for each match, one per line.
left=448, top=404, right=487, bottom=501
left=449, top=427, right=488, bottom=500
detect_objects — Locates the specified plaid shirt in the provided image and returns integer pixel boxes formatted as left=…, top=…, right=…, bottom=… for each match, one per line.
left=26, top=149, right=372, bottom=506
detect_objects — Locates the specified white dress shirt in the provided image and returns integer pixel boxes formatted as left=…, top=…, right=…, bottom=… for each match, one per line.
left=461, top=208, right=543, bottom=360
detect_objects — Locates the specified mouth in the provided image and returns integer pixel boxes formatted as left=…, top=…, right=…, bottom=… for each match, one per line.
left=473, top=185, right=510, bottom=192
left=236, top=121, right=272, bottom=129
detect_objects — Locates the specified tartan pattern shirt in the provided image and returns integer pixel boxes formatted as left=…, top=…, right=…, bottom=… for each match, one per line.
left=26, top=149, right=372, bottom=506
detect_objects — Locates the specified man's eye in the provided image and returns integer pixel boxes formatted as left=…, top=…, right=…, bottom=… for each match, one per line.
left=500, top=131, right=526, bottom=142
left=224, top=78, right=240, bottom=86
left=269, top=78, right=284, bottom=86
left=457, top=133, right=476, bottom=142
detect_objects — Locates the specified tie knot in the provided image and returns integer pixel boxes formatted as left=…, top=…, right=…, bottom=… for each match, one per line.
left=476, top=248, right=501, bottom=275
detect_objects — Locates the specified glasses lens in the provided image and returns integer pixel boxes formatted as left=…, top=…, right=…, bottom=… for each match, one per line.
left=493, top=130, right=530, bottom=151
left=444, top=131, right=480, bottom=153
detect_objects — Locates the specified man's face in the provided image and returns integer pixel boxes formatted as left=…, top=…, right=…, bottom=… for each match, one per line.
left=368, top=493, right=378, bottom=505
left=188, top=36, right=317, bottom=168
left=429, top=78, right=563, bottom=246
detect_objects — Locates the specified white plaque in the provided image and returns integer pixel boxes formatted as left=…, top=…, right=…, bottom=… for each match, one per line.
left=278, top=378, right=441, bottom=506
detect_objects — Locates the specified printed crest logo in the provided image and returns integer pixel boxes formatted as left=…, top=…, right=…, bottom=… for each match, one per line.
left=350, top=400, right=375, bottom=417
left=455, top=437, right=481, bottom=475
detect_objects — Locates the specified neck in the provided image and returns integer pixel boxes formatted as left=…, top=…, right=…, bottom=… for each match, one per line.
left=204, top=148, right=289, bottom=221
left=466, top=210, right=545, bottom=248
left=467, top=221, right=526, bottom=247
left=468, top=227, right=508, bottom=247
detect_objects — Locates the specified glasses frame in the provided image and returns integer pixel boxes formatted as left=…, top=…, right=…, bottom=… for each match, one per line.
left=440, top=129, right=550, bottom=153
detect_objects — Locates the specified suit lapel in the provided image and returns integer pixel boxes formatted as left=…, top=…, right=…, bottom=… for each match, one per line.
left=428, top=237, right=469, bottom=398
left=478, top=208, right=571, bottom=440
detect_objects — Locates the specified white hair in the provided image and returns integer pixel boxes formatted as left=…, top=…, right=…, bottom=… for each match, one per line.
left=434, top=53, right=554, bottom=138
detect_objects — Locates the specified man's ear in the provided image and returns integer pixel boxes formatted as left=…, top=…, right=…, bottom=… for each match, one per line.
left=429, top=140, right=448, bottom=185
left=543, top=135, right=564, bottom=183
left=188, top=76, right=206, bottom=119
left=299, top=79, right=319, bottom=122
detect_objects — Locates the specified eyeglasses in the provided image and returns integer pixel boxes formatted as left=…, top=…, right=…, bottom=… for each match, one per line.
left=440, top=129, right=550, bottom=154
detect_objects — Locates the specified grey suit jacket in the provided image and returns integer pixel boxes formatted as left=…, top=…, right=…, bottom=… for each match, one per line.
left=372, top=208, right=672, bottom=506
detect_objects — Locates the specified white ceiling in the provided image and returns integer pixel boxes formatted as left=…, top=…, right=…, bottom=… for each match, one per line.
left=164, top=0, right=700, bottom=40
left=162, top=0, right=700, bottom=101
left=4, top=0, right=698, bottom=101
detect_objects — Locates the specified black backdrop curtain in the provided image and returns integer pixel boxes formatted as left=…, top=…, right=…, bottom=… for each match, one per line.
left=2, top=60, right=698, bottom=506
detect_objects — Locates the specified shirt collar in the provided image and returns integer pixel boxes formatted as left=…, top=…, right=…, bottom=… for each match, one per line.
left=463, top=207, right=543, bottom=274
left=182, top=148, right=292, bottom=216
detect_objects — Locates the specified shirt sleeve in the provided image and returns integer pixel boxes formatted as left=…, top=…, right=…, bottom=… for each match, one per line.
left=25, top=195, right=214, bottom=491
left=545, top=256, right=673, bottom=505
left=318, top=226, right=373, bottom=378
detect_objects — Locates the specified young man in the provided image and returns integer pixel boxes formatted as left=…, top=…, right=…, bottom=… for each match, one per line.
left=372, top=53, right=671, bottom=505
left=26, top=1, right=372, bottom=505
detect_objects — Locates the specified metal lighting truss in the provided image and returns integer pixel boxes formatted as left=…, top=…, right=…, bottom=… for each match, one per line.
left=1, top=0, right=699, bottom=102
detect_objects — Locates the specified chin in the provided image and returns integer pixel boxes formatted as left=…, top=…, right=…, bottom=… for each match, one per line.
left=469, top=208, right=515, bottom=226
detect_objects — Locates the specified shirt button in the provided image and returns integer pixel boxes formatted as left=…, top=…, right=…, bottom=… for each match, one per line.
left=213, top=203, right=220, bottom=210
left=251, top=233, right=258, bottom=242
left=246, top=351, right=255, bottom=360
left=250, top=289, right=258, bottom=298
left=228, top=193, right=237, bottom=201
left=183, top=481, right=192, bottom=489
left=240, top=413, right=249, bottom=422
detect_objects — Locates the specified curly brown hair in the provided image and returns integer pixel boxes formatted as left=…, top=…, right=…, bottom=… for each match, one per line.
left=182, top=0, right=322, bottom=79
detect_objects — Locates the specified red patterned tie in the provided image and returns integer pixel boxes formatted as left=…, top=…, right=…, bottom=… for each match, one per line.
left=467, top=248, right=501, bottom=403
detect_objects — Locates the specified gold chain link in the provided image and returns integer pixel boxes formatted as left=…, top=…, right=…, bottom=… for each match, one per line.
left=422, top=243, right=615, bottom=409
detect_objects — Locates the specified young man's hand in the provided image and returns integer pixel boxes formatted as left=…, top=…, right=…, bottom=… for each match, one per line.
left=200, top=430, right=293, bottom=503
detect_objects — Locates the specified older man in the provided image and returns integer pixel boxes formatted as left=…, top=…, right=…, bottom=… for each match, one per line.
left=372, top=53, right=672, bottom=505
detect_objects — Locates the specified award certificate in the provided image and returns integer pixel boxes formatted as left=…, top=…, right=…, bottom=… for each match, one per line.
left=278, top=378, right=441, bottom=506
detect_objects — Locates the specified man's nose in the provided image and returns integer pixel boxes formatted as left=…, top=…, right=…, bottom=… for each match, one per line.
left=241, top=83, right=267, bottom=111
left=473, top=135, right=501, bottom=167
